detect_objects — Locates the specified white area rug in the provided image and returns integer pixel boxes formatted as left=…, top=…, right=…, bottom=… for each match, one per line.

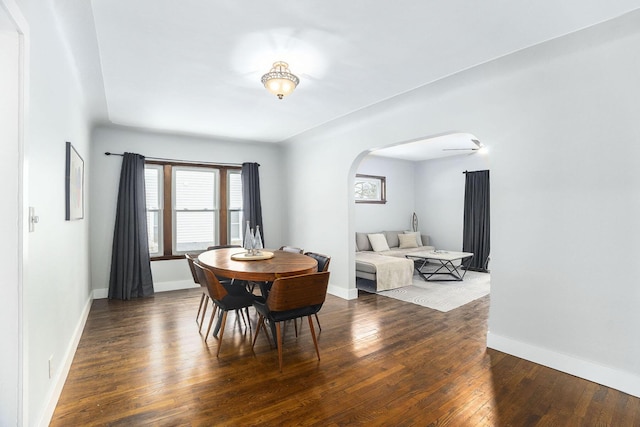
left=375, top=270, right=490, bottom=312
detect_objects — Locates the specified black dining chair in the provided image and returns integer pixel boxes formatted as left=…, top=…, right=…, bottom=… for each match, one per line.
left=279, top=245, right=304, bottom=254
left=252, top=271, right=330, bottom=372
left=304, top=251, right=331, bottom=273
left=205, top=244, right=250, bottom=324
left=192, top=261, right=256, bottom=356
left=186, top=253, right=215, bottom=333
left=303, top=252, right=331, bottom=332
left=207, top=244, right=242, bottom=251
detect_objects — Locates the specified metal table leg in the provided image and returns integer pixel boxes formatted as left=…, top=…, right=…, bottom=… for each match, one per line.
left=409, top=255, right=474, bottom=282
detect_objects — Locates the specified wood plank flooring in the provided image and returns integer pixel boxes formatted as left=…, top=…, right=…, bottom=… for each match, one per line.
left=51, top=288, right=640, bottom=426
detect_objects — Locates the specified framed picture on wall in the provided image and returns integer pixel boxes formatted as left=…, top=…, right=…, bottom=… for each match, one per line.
left=355, top=174, right=387, bottom=204
left=65, top=141, right=84, bottom=220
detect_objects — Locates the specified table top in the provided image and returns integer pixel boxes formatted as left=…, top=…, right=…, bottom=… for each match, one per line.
left=406, top=250, right=474, bottom=262
left=198, top=247, right=318, bottom=282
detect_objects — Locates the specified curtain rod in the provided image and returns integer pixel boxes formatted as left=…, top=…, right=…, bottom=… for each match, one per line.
left=104, top=152, right=245, bottom=167
left=462, top=169, right=488, bottom=174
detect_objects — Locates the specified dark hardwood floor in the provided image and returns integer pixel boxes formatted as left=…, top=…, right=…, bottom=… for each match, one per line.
left=51, top=287, right=640, bottom=426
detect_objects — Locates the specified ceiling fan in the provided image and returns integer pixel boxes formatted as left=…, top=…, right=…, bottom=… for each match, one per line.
left=442, top=139, right=483, bottom=152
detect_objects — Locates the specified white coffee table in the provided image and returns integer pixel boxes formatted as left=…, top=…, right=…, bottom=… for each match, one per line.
left=406, top=250, right=474, bottom=282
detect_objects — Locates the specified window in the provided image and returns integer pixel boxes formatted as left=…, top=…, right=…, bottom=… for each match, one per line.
left=144, top=162, right=242, bottom=259
left=173, top=167, right=218, bottom=253
left=145, top=165, right=163, bottom=256
left=227, top=170, right=243, bottom=246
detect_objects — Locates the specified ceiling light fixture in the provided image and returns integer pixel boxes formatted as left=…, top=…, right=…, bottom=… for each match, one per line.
left=261, top=61, right=299, bottom=99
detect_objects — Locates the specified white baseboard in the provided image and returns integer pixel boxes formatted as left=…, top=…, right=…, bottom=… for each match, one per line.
left=328, top=283, right=358, bottom=300
left=153, top=280, right=198, bottom=293
left=487, top=332, right=640, bottom=398
left=96, top=281, right=357, bottom=301
left=40, top=295, right=92, bottom=427
left=93, top=287, right=108, bottom=299
left=93, top=280, right=198, bottom=300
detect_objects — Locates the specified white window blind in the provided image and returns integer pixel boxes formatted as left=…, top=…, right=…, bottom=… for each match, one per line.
left=144, top=165, right=162, bottom=255
left=228, top=171, right=243, bottom=245
left=173, top=167, right=218, bottom=253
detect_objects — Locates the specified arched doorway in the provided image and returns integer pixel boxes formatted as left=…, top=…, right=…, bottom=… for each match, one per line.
left=349, top=132, right=489, bottom=294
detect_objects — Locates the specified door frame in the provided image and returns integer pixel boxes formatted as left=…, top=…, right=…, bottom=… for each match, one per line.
left=0, top=0, right=28, bottom=424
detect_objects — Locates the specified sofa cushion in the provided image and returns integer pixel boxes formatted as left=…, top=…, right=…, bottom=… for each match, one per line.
left=383, top=230, right=404, bottom=248
left=355, top=232, right=373, bottom=252
left=368, top=233, right=390, bottom=252
left=355, top=259, right=377, bottom=274
left=403, top=230, right=424, bottom=247
left=398, top=233, right=418, bottom=249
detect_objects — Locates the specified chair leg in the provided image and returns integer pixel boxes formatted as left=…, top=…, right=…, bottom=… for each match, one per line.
left=236, top=309, right=247, bottom=328
left=196, top=293, right=205, bottom=324
left=199, top=298, right=209, bottom=332
left=216, top=311, right=228, bottom=357
left=314, top=313, right=322, bottom=332
left=308, top=316, right=320, bottom=361
left=246, top=281, right=256, bottom=293
left=252, top=315, right=264, bottom=349
left=262, top=319, right=273, bottom=347
left=276, top=322, right=284, bottom=372
left=204, top=305, right=218, bottom=343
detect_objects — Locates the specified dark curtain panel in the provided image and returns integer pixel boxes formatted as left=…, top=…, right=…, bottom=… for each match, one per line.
left=241, top=162, right=264, bottom=244
left=462, top=170, right=490, bottom=272
left=108, top=153, right=154, bottom=300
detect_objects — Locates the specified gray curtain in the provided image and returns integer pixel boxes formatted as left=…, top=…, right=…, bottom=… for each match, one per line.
left=241, top=162, right=264, bottom=245
left=462, top=170, right=490, bottom=272
left=108, top=153, right=154, bottom=299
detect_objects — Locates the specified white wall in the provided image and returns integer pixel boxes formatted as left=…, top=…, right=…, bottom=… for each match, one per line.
left=0, top=6, right=22, bottom=424
left=354, top=156, right=415, bottom=232
left=283, top=11, right=640, bottom=397
left=90, top=126, right=284, bottom=296
left=13, top=0, right=94, bottom=425
left=415, top=153, right=490, bottom=251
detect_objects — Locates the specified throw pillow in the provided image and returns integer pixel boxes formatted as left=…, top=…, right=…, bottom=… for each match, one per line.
left=398, top=233, right=418, bottom=249
left=367, top=233, right=390, bottom=252
left=383, top=230, right=403, bottom=248
left=403, top=231, right=423, bottom=246
left=355, top=232, right=373, bottom=251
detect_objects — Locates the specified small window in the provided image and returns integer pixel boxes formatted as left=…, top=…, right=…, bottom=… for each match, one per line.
left=228, top=170, right=243, bottom=246
left=144, top=165, right=163, bottom=256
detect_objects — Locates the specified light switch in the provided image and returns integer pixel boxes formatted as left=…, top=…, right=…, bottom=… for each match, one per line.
left=29, top=207, right=39, bottom=232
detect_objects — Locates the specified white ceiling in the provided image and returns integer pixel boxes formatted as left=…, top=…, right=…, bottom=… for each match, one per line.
left=55, top=1, right=639, bottom=145
left=370, top=133, right=485, bottom=161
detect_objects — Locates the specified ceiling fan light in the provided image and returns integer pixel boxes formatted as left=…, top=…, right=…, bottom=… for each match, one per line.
left=261, top=61, right=299, bottom=99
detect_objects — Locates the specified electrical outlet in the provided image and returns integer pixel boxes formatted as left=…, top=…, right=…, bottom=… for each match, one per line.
left=48, top=355, right=54, bottom=379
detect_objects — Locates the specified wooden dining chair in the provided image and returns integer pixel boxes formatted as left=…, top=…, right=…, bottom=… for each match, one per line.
left=204, top=244, right=250, bottom=325
left=279, top=245, right=304, bottom=254
left=303, top=252, right=331, bottom=331
left=192, top=261, right=256, bottom=356
left=252, top=271, right=330, bottom=372
left=186, top=253, right=215, bottom=332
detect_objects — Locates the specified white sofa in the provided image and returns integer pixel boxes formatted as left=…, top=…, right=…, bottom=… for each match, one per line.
left=355, top=230, right=435, bottom=291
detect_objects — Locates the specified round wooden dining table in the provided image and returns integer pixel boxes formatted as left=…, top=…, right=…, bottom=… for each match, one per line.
left=197, top=247, right=318, bottom=282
